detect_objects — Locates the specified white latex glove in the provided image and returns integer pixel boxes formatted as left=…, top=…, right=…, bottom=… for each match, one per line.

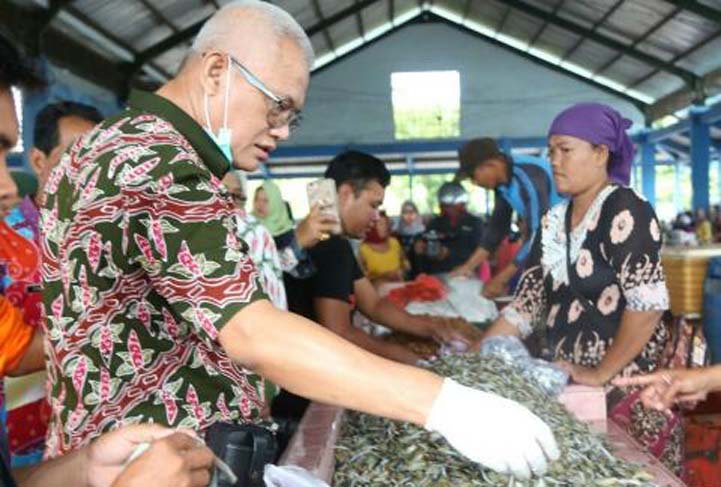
left=425, top=378, right=560, bottom=479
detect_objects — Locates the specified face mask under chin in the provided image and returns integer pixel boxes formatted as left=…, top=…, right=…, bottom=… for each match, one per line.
left=203, top=54, right=234, bottom=169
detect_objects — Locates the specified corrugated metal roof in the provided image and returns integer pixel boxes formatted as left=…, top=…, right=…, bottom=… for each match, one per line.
left=3, top=0, right=721, bottom=120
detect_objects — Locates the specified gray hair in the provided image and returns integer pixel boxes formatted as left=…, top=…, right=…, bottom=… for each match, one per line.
left=192, top=0, right=314, bottom=67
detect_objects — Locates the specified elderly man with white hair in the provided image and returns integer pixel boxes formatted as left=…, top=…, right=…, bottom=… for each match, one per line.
left=40, top=0, right=560, bottom=481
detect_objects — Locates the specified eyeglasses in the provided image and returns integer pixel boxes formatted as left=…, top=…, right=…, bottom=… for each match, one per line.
left=228, top=56, right=303, bottom=132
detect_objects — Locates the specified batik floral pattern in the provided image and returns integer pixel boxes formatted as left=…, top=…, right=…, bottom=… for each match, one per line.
left=502, top=185, right=668, bottom=370
left=41, top=110, right=276, bottom=458
left=501, top=185, right=679, bottom=472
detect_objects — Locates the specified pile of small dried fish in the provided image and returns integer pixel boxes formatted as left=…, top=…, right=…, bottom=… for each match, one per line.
left=334, top=354, right=657, bottom=486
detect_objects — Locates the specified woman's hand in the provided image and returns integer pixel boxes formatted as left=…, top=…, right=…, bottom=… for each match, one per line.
left=481, top=275, right=507, bottom=299
left=295, top=204, right=339, bottom=249
left=449, top=264, right=473, bottom=278
left=613, top=368, right=719, bottom=413
left=555, top=361, right=606, bottom=387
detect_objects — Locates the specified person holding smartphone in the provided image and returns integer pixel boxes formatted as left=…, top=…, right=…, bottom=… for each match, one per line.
left=283, top=151, right=476, bottom=366
left=252, top=179, right=338, bottom=279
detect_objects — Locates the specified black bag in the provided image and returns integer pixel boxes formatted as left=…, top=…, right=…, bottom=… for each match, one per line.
left=205, top=423, right=278, bottom=487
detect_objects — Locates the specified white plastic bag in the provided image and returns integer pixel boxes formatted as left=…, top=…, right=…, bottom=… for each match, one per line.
left=263, top=465, right=331, bottom=487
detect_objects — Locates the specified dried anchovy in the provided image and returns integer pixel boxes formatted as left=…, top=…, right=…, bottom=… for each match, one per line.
left=334, top=354, right=657, bottom=487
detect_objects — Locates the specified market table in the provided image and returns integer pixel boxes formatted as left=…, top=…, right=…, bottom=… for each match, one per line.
left=280, top=390, right=685, bottom=486
left=281, top=277, right=685, bottom=485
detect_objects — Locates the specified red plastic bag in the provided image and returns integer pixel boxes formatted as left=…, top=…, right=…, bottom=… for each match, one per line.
left=387, top=274, right=446, bottom=308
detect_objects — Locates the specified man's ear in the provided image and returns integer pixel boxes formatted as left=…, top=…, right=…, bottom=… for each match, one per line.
left=28, top=148, right=46, bottom=177
left=337, top=182, right=355, bottom=206
left=199, top=51, right=227, bottom=97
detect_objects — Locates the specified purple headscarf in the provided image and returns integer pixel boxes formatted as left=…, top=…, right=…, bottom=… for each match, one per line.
left=548, top=103, right=635, bottom=186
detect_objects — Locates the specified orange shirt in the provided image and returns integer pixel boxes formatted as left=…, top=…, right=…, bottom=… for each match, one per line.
left=0, top=296, right=33, bottom=377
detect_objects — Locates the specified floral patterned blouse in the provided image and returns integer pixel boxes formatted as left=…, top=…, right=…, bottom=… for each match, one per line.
left=502, top=185, right=669, bottom=375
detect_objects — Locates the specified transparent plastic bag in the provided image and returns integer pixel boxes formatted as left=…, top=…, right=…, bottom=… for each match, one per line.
left=479, top=335, right=530, bottom=363
left=263, top=465, right=331, bottom=487
left=479, top=335, right=569, bottom=396
left=519, top=358, right=569, bottom=397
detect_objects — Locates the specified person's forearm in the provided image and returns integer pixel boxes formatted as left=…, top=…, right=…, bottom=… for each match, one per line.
left=708, top=365, right=721, bottom=391
left=365, top=298, right=433, bottom=339
left=331, top=321, right=418, bottom=364
left=495, top=263, right=518, bottom=285
left=219, top=301, right=441, bottom=426
left=596, top=310, right=661, bottom=383
left=17, top=447, right=88, bottom=486
left=8, top=329, right=45, bottom=377
left=463, top=247, right=490, bottom=270
left=483, top=317, right=521, bottom=339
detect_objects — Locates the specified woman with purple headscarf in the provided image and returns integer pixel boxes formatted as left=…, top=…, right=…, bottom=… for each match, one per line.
left=484, top=103, right=683, bottom=475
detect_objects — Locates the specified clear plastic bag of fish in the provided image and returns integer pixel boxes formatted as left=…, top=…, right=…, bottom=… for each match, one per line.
left=518, top=357, right=569, bottom=396
left=479, top=335, right=568, bottom=396
left=263, top=464, right=331, bottom=487
left=478, top=335, right=530, bottom=363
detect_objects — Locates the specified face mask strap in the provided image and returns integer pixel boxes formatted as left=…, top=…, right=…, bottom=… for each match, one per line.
left=223, top=54, right=231, bottom=130
left=203, top=89, right=213, bottom=134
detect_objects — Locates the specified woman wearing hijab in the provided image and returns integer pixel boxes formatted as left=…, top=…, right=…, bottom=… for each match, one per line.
left=393, top=201, right=425, bottom=277
left=483, top=103, right=682, bottom=474
left=360, top=212, right=409, bottom=285
left=253, top=181, right=295, bottom=240
left=252, top=180, right=339, bottom=281
left=394, top=200, right=425, bottom=239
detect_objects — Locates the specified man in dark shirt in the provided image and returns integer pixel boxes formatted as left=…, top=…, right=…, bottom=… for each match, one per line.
left=285, top=151, right=469, bottom=365
left=451, top=138, right=562, bottom=297
left=416, top=182, right=484, bottom=275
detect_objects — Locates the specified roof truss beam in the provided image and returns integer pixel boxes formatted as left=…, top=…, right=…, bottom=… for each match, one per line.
left=311, top=0, right=336, bottom=53
left=423, top=12, right=648, bottom=112
left=666, top=0, right=721, bottom=24
left=131, top=0, right=381, bottom=75
left=354, top=0, right=366, bottom=38
left=137, top=0, right=179, bottom=34
left=559, top=0, right=625, bottom=62
left=307, top=0, right=380, bottom=37
left=38, top=0, right=74, bottom=34
left=496, top=0, right=697, bottom=85
left=592, top=6, right=682, bottom=77
left=496, top=6, right=512, bottom=35
left=630, top=25, right=721, bottom=103
left=63, top=5, right=170, bottom=80
left=462, top=0, right=473, bottom=21
left=527, top=0, right=565, bottom=49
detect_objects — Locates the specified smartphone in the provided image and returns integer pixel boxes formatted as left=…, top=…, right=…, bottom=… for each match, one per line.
left=306, top=178, right=342, bottom=235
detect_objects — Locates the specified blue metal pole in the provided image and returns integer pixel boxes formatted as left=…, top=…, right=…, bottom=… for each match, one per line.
left=640, top=134, right=656, bottom=206
left=690, top=107, right=711, bottom=210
